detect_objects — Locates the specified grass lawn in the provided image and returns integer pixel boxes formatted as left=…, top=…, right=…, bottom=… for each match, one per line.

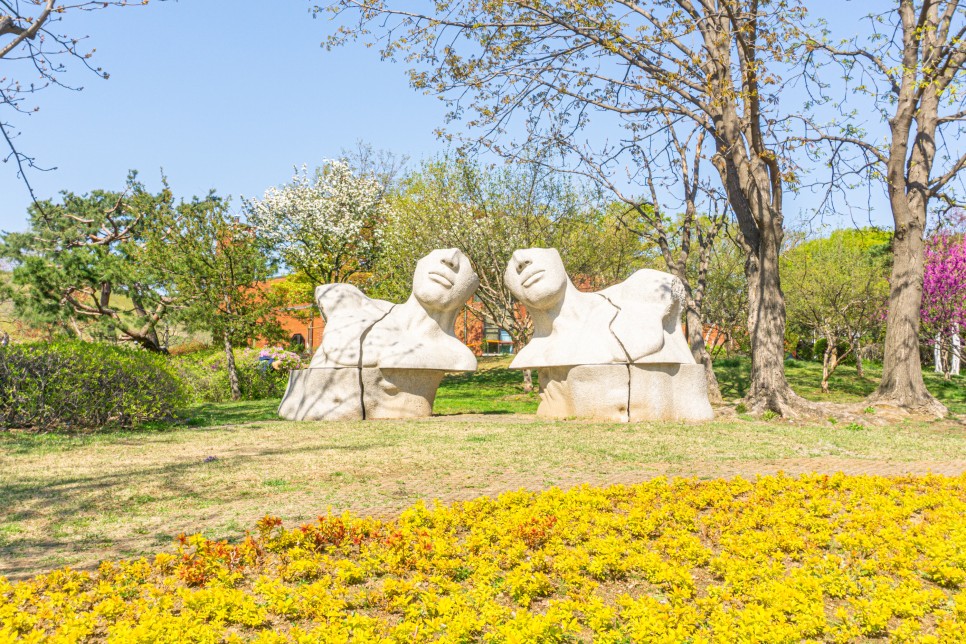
left=716, top=356, right=966, bottom=414
left=1, top=356, right=965, bottom=580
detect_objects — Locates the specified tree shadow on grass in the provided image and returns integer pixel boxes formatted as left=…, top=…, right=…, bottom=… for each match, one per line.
left=0, top=439, right=393, bottom=532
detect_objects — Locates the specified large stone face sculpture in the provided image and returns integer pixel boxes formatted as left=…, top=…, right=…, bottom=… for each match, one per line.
left=279, top=248, right=479, bottom=420
left=505, top=248, right=714, bottom=422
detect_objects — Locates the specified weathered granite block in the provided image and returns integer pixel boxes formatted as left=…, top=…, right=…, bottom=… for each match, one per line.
left=278, top=368, right=446, bottom=421
left=536, top=364, right=714, bottom=422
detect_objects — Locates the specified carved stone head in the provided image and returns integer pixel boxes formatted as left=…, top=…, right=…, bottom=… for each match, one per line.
left=503, top=247, right=571, bottom=311
left=412, top=248, right=480, bottom=313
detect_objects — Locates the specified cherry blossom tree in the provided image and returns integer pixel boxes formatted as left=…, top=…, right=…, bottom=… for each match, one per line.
left=244, top=160, right=390, bottom=288
left=922, top=233, right=966, bottom=379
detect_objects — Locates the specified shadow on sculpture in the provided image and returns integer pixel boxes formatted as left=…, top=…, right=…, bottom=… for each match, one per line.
left=505, top=248, right=714, bottom=422
left=279, top=249, right=480, bottom=420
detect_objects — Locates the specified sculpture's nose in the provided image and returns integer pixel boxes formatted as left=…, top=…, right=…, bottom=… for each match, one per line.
left=513, top=251, right=532, bottom=275
left=440, top=248, right=460, bottom=271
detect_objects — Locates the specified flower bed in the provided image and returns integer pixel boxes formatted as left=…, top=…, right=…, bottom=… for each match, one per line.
left=2, top=474, right=965, bottom=642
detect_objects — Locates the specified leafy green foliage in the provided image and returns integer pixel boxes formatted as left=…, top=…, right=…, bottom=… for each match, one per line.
left=147, top=197, right=281, bottom=348
left=0, top=342, right=188, bottom=431
left=0, top=175, right=175, bottom=352
left=145, top=196, right=284, bottom=400
left=169, top=349, right=298, bottom=403
left=782, top=228, right=891, bottom=391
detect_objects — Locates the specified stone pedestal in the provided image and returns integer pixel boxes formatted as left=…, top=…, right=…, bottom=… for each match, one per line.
left=536, top=363, right=714, bottom=422
left=278, top=368, right=448, bottom=421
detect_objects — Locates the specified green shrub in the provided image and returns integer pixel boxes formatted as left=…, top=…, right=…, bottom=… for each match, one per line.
left=168, top=350, right=233, bottom=403
left=794, top=339, right=814, bottom=361
left=169, top=347, right=302, bottom=403
left=0, top=341, right=188, bottom=431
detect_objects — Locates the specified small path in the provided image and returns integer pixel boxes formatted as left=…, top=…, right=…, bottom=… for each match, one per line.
left=352, top=458, right=966, bottom=518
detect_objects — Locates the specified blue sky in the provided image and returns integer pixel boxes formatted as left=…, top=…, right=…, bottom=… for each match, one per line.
left=0, top=0, right=451, bottom=231
left=1, top=1, right=895, bottom=234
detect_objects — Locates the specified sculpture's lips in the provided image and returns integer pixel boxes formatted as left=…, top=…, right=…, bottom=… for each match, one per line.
left=428, top=271, right=454, bottom=288
left=521, top=269, right=546, bottom=288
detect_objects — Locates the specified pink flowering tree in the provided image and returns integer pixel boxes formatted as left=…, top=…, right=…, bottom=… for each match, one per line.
left=922, top=234, right=966, bottom=380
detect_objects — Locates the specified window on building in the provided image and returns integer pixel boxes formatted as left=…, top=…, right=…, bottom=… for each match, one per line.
left=482, top=322, right=514, bottom=355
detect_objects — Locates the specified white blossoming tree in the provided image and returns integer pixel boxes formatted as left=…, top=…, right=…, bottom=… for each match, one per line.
left=245, top=160, right=389, bottom=287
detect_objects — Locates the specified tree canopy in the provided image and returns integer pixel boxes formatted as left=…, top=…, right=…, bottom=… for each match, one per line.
left=0, top=175, right=174, bottom=351
left=782, top=228, right=892, bottom=392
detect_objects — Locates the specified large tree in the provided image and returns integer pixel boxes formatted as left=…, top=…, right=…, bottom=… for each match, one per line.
left=0, top=175, right=175, bottom=351
left=2, top=1, right=150, bottom=199
left=325, top=0, right=813, bottom=415
left=804, top=0, right=966, bottom=415
left=148, top=197, right=283, bottom=401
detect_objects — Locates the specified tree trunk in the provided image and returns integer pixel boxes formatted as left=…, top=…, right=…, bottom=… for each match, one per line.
left=821, top=339, right=837, bottom=394
left=224, top=331, right=242, bottom=401
left=934, top=334, right=944, bottom=374
left=854, top=340, right=864, bottom=378
left=871, top=227, right=946, bottom=415
left=952, top=328, right=961, bottom=376
left=741, top=217, right=809, bottom=416
left=522, top=369, right=534, bottom=393
left=868, top=3, right=946, bottom=417
left=712, top=122, right=812, bottom=417
left=685, top=306, right=722, bottom=404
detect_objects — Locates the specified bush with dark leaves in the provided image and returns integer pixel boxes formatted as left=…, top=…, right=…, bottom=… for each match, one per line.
left=0, top=342, right=188, bottom=431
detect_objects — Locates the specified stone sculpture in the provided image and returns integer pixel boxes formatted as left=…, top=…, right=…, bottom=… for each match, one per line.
left=505, top=248, right=714, bottom=422
left=278, top=248, right=480, bottom=420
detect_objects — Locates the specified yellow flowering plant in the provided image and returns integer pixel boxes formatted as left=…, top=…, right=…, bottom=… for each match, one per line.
left=2, top=474, right=965, bottom=642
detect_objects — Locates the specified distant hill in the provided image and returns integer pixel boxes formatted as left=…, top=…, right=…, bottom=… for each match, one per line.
left=0, top=271, right=48, bottom=343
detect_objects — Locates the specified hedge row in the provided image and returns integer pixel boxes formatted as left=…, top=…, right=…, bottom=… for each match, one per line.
left=0, top=342, right=188, bottom=431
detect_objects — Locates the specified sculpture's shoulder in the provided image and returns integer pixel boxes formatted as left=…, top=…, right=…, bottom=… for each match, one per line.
left=315, top=283, right=393, bottom=323
left=365, top=304, right=478, bottom=371
left=311, top=284, right=395, bottom=368
left=379, top=334, right=478, bottom=371
left=598, top=270, right=694, bottom=364
left=509, top=294, right=626, bottom=369
left=603, top=269, right=686, bottom=312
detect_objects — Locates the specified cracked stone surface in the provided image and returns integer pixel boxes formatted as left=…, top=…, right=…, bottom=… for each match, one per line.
left=279, top=249, right=479, bottom=421
left=505, top=248, right=713, bottom=422
left=277, top=368, right=447, bottom=421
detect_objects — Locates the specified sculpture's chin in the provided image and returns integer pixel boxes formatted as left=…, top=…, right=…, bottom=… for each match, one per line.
left=521, top=291, right=564, bottom=311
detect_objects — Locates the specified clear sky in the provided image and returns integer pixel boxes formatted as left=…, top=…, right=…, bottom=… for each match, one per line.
left=0, top=1, right=898, bottom=234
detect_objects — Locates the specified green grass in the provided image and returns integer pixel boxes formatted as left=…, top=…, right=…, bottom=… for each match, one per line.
left=3, top=409, right=966, bottom=580
left=434, top=356, right=539, bottom=414
left=3, top=354, right=965, bottom=580
left=714, top=356, right=966, bottom=415
left=174, top=399, right=281, bottom=428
